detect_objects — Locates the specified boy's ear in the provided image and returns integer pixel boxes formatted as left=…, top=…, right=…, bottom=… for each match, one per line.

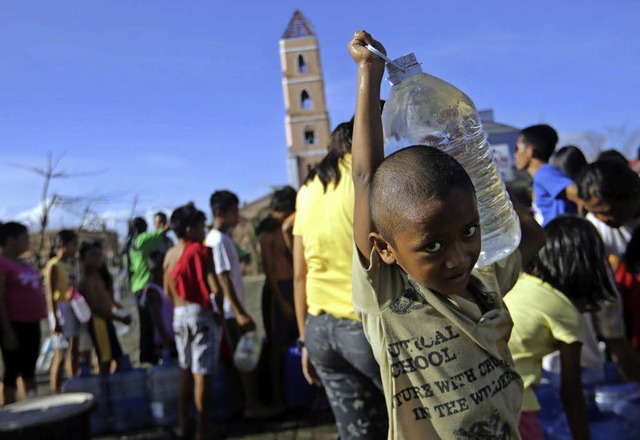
left=369, top=232, right=397, bottom=265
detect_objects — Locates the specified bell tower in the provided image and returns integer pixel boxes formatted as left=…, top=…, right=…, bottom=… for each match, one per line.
left=279, top=10, right=331, bottom=188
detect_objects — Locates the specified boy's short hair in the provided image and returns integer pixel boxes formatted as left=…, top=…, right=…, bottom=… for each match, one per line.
left=209, top=190, right=239, bottom=215
left=520, top=124, right=559, bottom=162
left=170, top=202, right=206, bottom=239
left=154, top=212, right=168, bottom=224
left=371, top=146, right=475, bottom=244
left=79, top=239, right=102, bottom=260
left=270, top=186, right=297, bottom=213
left=577, top=160, right=640, bottom=202
left=0, top=222, right=27, bottom=246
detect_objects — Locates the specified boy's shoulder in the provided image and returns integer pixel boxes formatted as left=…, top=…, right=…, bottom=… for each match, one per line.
left=205, top=228, right=224, bottom=246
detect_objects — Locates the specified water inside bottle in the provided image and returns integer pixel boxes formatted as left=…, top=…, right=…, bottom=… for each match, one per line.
left=382, top=60, right=521, bottom=267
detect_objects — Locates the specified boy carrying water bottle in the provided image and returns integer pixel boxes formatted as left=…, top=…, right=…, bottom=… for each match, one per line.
left=348, top=30, right=546, bottom=439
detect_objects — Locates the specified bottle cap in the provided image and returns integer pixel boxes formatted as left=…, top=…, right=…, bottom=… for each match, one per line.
left=387, top=53, right=422, bottom=85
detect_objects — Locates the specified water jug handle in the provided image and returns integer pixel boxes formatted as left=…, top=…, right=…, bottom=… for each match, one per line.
left=365, top=44, right=405, bottom=72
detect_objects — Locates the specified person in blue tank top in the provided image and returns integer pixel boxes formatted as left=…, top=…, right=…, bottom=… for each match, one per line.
left=514, top=124, right=582, bottom=226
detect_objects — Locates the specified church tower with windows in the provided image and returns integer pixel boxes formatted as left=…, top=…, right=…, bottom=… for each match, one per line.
left=279, top=10, right=331, bottom=187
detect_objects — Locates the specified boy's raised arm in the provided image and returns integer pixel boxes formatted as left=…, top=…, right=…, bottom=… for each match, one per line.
left=349, top=30, right=386, bottom=265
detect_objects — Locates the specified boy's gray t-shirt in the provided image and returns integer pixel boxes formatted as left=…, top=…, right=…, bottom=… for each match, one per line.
left=352, top=246, right=523, bottom=440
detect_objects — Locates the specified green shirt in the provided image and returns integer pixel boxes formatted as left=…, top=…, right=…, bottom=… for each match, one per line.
left=128, top=229, right=164, bottom=293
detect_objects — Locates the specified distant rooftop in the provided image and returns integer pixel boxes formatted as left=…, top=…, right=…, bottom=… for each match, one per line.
left=282, top=10, right=315, bottom=39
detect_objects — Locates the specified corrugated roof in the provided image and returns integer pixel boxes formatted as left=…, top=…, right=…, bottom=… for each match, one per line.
left=282, top=10, right=315, bottom=39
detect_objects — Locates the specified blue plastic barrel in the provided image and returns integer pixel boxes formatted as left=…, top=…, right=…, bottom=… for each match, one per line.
left=614, top=391, right=640, bottom=438
left=62, top=362, right=110, bottom=435
left=284, top=346, right=319, bottom=410
left=147, top=351, right=181, bottom=428
left=107, top=354, right=153, bottom=432
left=594, top=382, right=640, bottom=413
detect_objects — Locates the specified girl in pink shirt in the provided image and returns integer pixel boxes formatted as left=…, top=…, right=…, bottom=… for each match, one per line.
left=0, top=222, right=47, bottom=405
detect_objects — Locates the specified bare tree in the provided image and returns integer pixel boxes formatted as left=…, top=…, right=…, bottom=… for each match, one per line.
left=5, top=152, right=105, bottom=266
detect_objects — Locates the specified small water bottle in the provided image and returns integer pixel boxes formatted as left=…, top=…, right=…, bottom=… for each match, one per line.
left=381, top=52, right=521, bottom=267
left=233, top=331, right=262, bottom=372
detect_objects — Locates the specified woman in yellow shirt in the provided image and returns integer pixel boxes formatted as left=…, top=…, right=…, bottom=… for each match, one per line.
left=293, top=121, right=387, bottom=439
left=44, top=229, right=80, bottom=391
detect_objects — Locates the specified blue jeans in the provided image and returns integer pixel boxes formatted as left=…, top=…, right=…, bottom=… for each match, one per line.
left=305, top=313, right=388, bottom=439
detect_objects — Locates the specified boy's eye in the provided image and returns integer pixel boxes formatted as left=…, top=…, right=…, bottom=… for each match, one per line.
left=463, top=225, right=478, bottom=238
left=425, top=242, right=442, bottom=253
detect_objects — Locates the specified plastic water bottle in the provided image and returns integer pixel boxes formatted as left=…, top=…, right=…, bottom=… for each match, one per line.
left=233, top=331, right=262, bottom=372
left=381, top=53, right=521, bottom=267
left=108, top=354, right=152, bottom=432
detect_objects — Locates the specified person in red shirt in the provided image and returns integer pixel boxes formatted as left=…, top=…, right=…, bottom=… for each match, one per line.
left=163, top=203, right=222, bottom=440
left=0, top=222, right=47, bottom=405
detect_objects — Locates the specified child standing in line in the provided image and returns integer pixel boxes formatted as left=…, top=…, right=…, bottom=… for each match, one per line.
left=206, top=190, right=276, bottom=419
left=78, top=240, right=130, bottom=376
left=0, top=222, right=47, bottom=405
left=140, top=250, right=175, bottom=360
left=256, top=186, right=298, bottom=411
left=348, top=30, right=546, bottom=439
left=44, top=230, right=87, bottom=391
left=505, top=216, right=616, bottom=439
left=164, top=202, right=222, bottom=440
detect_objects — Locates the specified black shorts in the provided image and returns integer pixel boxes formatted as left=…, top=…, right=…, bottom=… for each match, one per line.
left=0, top=321, right=41, bottom=388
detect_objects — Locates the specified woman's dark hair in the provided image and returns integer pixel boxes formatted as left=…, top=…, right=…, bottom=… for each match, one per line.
left=551, top=145, right=587, bottom=181
left=122, top=217, right=148, bottom=255
left=303, top=121, right=353, bottom=191
left=596, top=149, right=628, bottom=165
left=526, top=216, right=616, bottom=306
left=170, top=202, right=206, bottom=239
left=577, top=160, right=640, bottom=202
left=49, top=229, right=78, bottom=258
left=0, top=222, right=28, bottom=247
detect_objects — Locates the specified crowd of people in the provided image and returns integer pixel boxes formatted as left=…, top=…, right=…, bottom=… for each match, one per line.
left=1, top=29, right=639, bottom=440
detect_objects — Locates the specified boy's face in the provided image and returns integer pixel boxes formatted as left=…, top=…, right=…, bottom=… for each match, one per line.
left=376, top=187, right=481, bottom=296
left=154, top=215, right=166, bottom=230
left=8, top=232, right=30, bottom=254
left=219, top=205, right=240, bottom=228
left=514, top=135, right=532, bottom=171
left=64, top=238, right=79, bottom=257
left=583, top=192, right=639, bottom=228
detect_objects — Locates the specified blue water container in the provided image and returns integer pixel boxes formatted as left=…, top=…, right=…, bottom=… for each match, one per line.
left=62, top=362, right=110, bottom=435
left=549, top=411, right=632, bottom=440
left=614, top=391, right=640, bottom=438
left=148, top=351, right=182, bottom=428
left=284, top=346, right=318, bottom=410
left=594, top=382, right=640, bottom=413
left=107, top=354, right=153, bottom=432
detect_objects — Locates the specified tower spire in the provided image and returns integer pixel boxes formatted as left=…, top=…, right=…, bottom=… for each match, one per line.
left=282, top=10, right=315, bottom=39
left=279, top=11, right=331, bottom=188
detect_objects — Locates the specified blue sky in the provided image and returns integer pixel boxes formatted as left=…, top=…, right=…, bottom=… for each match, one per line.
left=1, top=1, right=639, bottom=235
